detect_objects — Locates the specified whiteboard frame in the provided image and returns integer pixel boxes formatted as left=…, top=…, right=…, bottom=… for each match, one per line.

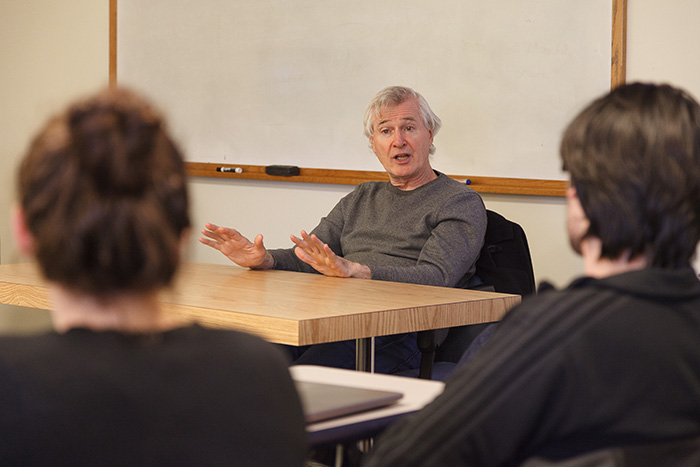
left=109, top=0, right=627, bottom=197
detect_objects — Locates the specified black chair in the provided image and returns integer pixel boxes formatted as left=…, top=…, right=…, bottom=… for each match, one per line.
left=414, top=210, right=536, bottom=380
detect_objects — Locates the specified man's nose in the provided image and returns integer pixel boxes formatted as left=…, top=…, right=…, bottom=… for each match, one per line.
left=392, top=131, right=406, bottom=146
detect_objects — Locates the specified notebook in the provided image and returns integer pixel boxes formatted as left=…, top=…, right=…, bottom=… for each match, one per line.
left=295, top=380, right=403, bottom=423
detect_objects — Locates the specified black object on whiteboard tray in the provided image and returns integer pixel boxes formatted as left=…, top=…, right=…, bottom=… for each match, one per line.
left=266, top=165, right=300, bottom=176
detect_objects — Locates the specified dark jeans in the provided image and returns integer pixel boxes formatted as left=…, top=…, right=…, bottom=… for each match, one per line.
left=281, top=332, right=422, bottom=374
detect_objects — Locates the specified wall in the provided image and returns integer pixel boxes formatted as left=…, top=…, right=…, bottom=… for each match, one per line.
left=625, top=0, right=700, bottom=273
left=0, top=0, right=109, bottom=333
left=1, top=0, right=698, bottom=334
left=626, top=0, right=700, bottom=95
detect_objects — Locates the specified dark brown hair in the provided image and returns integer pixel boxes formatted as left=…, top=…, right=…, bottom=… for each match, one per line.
left=18, top=87, right=190, bottom=296
left=560, top=82, right=700, bottom=268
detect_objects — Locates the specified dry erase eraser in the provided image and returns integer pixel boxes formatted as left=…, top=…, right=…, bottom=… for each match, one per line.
left=265, top=165, right=300, bottom=176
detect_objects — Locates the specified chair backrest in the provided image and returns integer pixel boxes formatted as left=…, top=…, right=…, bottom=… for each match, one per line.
left=474, top=210, right=536, bottom=296
left=428, top=211, right=536, bottom=368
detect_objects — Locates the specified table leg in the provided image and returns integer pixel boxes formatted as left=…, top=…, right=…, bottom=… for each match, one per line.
left=355, top=337, right=375, bottom=372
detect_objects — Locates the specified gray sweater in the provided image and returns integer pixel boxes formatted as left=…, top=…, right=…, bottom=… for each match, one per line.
left=270, top=173, right=486, bottom=288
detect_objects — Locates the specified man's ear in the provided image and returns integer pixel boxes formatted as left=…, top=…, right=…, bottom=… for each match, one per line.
left=11, top=204, right=35, bottom=256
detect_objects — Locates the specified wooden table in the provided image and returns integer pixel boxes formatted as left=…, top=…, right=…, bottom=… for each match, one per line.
left=0, top=262, right=520, bottom=369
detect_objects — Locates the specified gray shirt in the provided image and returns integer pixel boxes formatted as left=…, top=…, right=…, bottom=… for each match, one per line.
left=270, top=172, right=486, bottom=288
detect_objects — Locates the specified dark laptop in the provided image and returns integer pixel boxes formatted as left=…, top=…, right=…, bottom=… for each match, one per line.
left=295, top=380, right=403, bottom=423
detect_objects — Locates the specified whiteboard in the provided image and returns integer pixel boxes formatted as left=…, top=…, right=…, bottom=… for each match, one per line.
left=117, top=0, right=612, bottom=180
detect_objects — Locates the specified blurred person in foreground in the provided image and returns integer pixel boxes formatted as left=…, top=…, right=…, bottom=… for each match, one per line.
left=0, top=88, right=306, bottom=466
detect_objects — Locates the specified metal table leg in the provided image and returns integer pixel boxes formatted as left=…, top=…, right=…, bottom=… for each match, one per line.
left=355, top=337, right=375, bottom=372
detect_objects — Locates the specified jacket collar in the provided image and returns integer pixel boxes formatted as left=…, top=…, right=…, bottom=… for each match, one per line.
left=568, top=267, right=700, bottom=300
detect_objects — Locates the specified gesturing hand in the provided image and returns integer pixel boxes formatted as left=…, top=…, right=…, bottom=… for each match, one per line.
left=291, top=231, right=370, bottom=279
left=199, top=223, right=273, bottom=269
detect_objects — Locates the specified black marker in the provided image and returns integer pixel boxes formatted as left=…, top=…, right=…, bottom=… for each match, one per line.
left=217, top=167, right=243, bottom=174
